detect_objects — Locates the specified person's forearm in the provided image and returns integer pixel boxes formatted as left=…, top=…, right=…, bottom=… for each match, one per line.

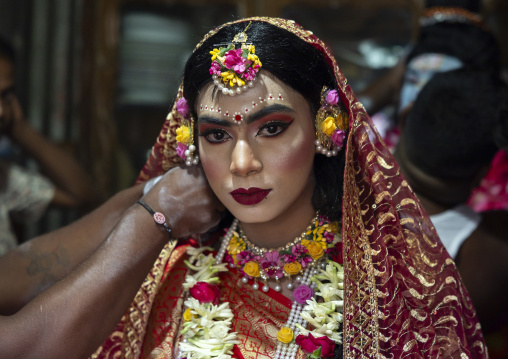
left=10, top=121, right=96, bottom=205
left=0, top=183, right=144, bottom=314
left=0, top=205, right=170, bottom=359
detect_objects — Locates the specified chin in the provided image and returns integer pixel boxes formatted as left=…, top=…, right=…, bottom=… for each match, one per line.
left=225, top=201, right=279, bottom=224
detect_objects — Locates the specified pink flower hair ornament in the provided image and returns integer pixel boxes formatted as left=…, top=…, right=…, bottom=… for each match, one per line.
left=209, top=25, right=262, bottom=96
left=314, top=87, right=348, bottom=157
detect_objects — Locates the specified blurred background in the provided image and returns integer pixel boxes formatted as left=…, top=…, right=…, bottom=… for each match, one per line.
left=0, top=0, right=506, bottom=236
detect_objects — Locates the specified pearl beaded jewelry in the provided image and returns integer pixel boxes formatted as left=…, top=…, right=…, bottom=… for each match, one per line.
left=314, top=139, right=339, bottom=157
left=212, top=74, right=256, bottom=96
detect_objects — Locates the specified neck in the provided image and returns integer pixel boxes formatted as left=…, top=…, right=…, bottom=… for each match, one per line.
left=239, top=183, right=316, bottom=249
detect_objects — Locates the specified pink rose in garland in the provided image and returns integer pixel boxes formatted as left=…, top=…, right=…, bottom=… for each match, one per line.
left=295, top=333, right=336, bottom=358
left=293, top=284, right=314, bottom=305
left=189, top=282, right=221, bottom=305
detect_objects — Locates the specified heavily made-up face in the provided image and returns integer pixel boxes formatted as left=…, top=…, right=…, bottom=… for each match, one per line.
left=196, top=71, right=316, bottom=225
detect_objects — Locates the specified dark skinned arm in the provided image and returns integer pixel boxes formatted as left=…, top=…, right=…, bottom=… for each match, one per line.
left=0, top=182, right=144, bottom=315
left=0, top=165, right=223, bottom=359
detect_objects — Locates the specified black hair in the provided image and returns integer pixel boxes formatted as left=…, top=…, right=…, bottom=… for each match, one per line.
left=493, top=85, right=508, bottom=150
left=0, top=36, right=15, bottom=64
left=182, top=20, right=346, bottom=220
left=403, top=68, right=505, bottom=180
left=425, top=0, right=481, bottom=13
left=407, top=22, right=500, bottom=76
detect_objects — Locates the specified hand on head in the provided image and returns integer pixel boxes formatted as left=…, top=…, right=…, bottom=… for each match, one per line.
left=140, top=165, right=225, bottom=238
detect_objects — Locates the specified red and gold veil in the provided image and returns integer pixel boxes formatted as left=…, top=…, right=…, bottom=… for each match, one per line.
left=95, top=17, right=487, bottom=359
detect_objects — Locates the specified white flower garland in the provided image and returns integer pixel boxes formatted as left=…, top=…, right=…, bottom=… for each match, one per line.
left=296, top=261, right=344, bottom=344
left=179, top=239, right=344, bottom=359
left=179, top=247, right=239, bottom=359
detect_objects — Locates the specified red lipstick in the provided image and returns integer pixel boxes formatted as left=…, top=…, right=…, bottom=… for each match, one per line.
left=230, top=188, right=271, bottom=205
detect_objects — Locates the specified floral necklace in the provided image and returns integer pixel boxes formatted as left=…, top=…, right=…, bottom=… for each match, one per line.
left=223, top=212, right=340, bottom=293
left=179, top=216, right=344, bottom=359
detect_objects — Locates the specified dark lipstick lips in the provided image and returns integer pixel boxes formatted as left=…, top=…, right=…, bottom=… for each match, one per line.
left=230, top=188, right=271, bottom=205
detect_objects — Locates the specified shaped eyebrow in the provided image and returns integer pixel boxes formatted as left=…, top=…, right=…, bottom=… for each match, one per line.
left=197, top=104, right=295, bottom=126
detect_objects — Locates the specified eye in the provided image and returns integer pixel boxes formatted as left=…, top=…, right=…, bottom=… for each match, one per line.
left=256, top=120, right=293, bottom=137
left=199, top=128, right=232, bottom=143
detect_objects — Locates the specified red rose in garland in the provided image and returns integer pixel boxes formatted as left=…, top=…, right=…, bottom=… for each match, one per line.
left=189, top=282, right=221, bottom=305
left=295, top=333, right=336, bottom=358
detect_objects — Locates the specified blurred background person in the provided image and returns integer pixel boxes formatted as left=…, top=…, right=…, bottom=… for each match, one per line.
left=394, top=67, right=508, bottom=358
left=0, top=36, right=95, bottom=256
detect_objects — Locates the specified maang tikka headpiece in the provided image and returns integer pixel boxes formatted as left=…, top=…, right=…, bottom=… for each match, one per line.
left=209, top=22, right=262, bottom=96
left=315, top=87, right=348, bottom=157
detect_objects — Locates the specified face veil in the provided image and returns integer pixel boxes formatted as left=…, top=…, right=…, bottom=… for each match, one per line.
left=98, top=17, right=487, bottom=359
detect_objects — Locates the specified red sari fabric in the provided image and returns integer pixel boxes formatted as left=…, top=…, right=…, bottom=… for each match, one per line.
left=93, top=17, right=487, bottom=359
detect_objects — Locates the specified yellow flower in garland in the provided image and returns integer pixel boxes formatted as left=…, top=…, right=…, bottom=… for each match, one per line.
left=321, top=116, right=337, bottom=136
left=227, top=233, right=245, bottom=265
left=306, top=221, right=327, bottom=250
left=302, top=239, right=325, bottom=260
left=313, top=236, right=328, bottom=250
left=183, top=308, right=193, bottom=322
left=176, top=125, right=191, bottom=145
left=277, top=327, right=293, bottom=343
left=243, top=261, right=260, bottom=277
left=327, top=221, right=340, bottom=234
left=284, top=262, right=302, bottom=275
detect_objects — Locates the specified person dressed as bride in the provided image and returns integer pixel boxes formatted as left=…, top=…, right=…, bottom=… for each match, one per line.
left=93, top=17, right=487, bottom=359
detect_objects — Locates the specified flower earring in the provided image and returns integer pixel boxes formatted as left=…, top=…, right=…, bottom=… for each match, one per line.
left=314, top=87, right=348, bottom=157
left=175, top=97, right=199, bottom=166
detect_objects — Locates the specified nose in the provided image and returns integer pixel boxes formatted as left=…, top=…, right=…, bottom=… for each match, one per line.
left=230, top=140, right=262, bottom=176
